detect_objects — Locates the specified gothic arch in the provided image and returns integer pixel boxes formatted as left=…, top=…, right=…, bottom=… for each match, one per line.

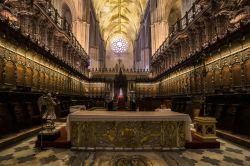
left=62, top=3, right=73, bottom=29
left=168, top=0, right=182, bottom=29
left=61, top=0, right=76, bottom=21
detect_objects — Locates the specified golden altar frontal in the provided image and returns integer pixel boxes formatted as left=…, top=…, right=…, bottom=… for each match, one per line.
left=67, top=111, right=192, bottom=150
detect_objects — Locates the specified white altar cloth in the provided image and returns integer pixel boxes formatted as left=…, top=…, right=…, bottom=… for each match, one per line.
left=155, top=108, right=172, bottom=112
left=67, top=111, right=192, bottom=142
left=70, top=105, right=86, bottom=113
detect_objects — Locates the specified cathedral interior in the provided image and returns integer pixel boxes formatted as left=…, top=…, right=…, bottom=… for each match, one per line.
left=0, top=0, right=250, bottom=165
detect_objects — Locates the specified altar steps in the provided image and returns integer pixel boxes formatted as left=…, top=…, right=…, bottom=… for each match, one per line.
left=0, top=125, right=42, bottom=150
left=35, top=127, right=71, bottom=149
left=216, top=129, right=250, bottom=149
left=185, top=132, right=220, bottom=149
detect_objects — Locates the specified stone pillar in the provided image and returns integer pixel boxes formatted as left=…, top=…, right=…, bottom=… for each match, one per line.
left=89, top=47, right=98, bottom=69
left=151, top=24, right=156, bottom=55
left=74, top=20, right=90, bottom=54
left=151, top=21, right=169, bottom=55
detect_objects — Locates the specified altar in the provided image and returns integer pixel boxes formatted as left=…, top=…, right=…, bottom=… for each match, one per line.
left=67, top=111, right=192, bottom=150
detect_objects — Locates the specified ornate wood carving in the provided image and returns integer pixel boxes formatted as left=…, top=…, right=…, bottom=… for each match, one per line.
left=232, top=63, right=242, bottom=88
left=4, top=60, right=15, bottom=86
left=244, top=59, right=250, bottom=88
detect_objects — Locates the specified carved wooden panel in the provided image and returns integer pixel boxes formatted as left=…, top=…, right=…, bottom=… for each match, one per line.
left=195, top=73, right=201, bottom=93
left=0, top=57, right=4, bottom=83
left=174, top=79, right=178, bottom=94
left=214, top=69, right=221, bottom=90
left=16, top=64, right=25, bottom=86
left=222, top=66, right=231, bottom=89
left=190, top=74, right=195, bottom=93
left=54, top=74, right=58, bottom=91
left=220, top=104, right=237, bottom=131
left=214, top=104, right=224, bottom=128
left=39, top=71, right=45, bottom=90
left=52, top=73, right=56, bottom=91
left=57, top=74, right=61, bottom=91
left=4, top=61, right=16, bottom=86
left=180, top=78, right=184, bottom=94
left=58, top=76, right=62, bottom=92
left=72, top=81, right=75, bottom=93
left=62, top=77, right=66, bottom=92
left=45, top=71, right=49, bottom=90
left=64, top=78, right=68, bottom=92
left=167, top=81, right=170, bottom=95
left=206, top=103, right=214, bottom=116
left=0, top=103, right=13, bottom=135
left=186, top=74, right=190, bottom=93
left=244, top=59, right=250, bottom=87
left=238, top=105, right=250, bottom=135
left=176, top=79, right=180, bottom=94
left=15, top=102, right=32, bottom=128
left=25, top=67, right=33, bottom=87
left=12, top=102, right=25, bottom=129
left=49, top=72, right=54, bottom=91
left=232, top=63, right=241, bottom=88
left=206, top=71, right=213, bottom=93
left=61, top=76, right=67, bottom=91
left=75, top=81, right=78, bottom=93
left=33, top=69, right=39, bottom=89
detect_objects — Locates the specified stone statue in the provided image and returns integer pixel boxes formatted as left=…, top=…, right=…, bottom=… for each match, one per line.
left=37, top=93, right=58, bottom=132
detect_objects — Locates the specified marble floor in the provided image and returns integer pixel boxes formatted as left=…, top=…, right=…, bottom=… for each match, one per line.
left=0, top=123, right=249, bottom=166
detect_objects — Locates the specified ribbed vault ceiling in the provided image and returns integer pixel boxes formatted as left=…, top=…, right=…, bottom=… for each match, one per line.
left=92, top=0, right=148, bottom=45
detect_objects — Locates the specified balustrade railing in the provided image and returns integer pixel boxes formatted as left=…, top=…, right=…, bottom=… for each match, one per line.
left=34, top=0, right=89, bottom=61
left=152, top=0, right=210, bottom=62
left=0, top=0, right=89, bottom=77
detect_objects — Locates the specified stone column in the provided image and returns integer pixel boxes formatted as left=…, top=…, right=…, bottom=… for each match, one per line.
left=74, top=20, right=90, bottom=54
left=151, top=21, right=169, bottom=55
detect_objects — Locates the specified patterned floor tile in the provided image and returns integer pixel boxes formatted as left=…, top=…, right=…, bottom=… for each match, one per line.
left=179, top=155, right=197, bottom=165
left=0, top=154, right=14, bottom=162
left=35, top=149, right=56, bottom=159
left=195, top=161, right=215, bottom=166
left=0, top=122, right=249, bottom=166
left=40, top=155, right=59, bottom=164
left=181, top=151, right=203, bottom=161
left=219, top=160, right=243, bottom=166
left=223, top=156, right=244, bottom=165
left=200, top=156, right=220, bottom=166
left=225, top=147, right=243, bottom=154
left=200, top=151, right=224, bottom=161
left=14, top=148, right=36, bottom=159
left=16, top=154, right=36, bottom=164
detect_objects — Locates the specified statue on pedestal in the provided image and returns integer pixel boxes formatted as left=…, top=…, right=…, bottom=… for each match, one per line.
left=37, top=93, right=60, bottom=142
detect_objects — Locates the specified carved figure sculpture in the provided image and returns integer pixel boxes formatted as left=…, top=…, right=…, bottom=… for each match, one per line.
left=37, top=93, right=58, bottom=131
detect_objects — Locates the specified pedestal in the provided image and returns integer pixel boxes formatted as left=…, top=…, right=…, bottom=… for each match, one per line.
left=37, top=129, right=60, bottom=141
left=194, top=117, right=217, bottom=142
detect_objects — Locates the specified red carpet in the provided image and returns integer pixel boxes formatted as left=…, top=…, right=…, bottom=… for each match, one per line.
left=35, top=127, right=71, bottom=148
